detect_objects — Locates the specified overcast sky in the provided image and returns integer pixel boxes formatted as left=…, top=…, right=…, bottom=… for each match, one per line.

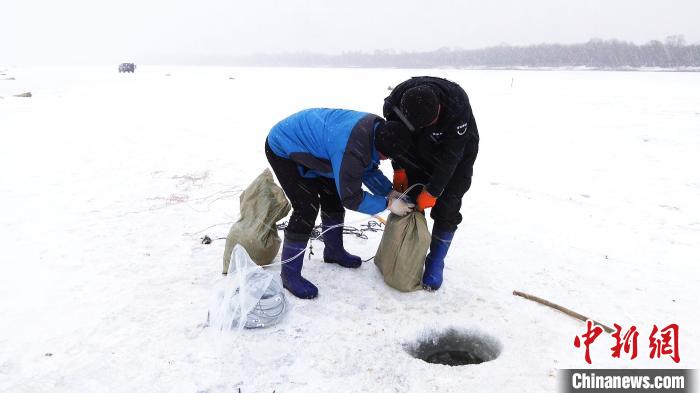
left=2, top=0, right=699, bottom=64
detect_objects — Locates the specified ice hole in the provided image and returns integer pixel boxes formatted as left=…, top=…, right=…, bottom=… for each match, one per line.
left=405, top=328, right=502, bottom=366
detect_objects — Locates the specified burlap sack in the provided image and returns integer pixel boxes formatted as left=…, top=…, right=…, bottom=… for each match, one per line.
left=374, top=212, right=431, bottom=292
left=223, top=169, right=291, bottom=273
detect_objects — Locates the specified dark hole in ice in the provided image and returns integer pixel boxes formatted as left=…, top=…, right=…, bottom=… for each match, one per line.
left=406, top=328, right=502, bottom=366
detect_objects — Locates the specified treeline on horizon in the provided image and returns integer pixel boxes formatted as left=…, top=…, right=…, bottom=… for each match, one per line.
left=228, top=36, right=700, bottom=69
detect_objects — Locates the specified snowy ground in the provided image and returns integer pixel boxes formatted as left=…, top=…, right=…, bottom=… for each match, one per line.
left=1, top=66, right=698, bottom=392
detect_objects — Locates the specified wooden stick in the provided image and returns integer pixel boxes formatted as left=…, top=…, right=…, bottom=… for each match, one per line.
left=513, top=290, right=615, bottom=334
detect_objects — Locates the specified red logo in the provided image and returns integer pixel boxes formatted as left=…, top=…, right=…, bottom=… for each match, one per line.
left=649, top=324, right=680, bottom=363
left=611, top=324, right=639, bottom=360
left=574, top=321, right=680, bottom=364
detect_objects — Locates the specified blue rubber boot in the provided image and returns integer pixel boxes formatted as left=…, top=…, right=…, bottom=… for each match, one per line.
left=280, top=237, right=318, bottom=299
left=321, top=217, right=362, bottom=268
left=422, top=231, right=455, bottom=291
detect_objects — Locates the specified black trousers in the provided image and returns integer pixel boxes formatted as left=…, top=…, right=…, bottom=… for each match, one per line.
left=404, top=140, right=479, bottom=233
left=265, top=139, right=344, bottom=241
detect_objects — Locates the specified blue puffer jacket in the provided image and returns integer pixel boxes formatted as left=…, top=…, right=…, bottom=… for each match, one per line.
left=267, top=108, right=392, bottom=215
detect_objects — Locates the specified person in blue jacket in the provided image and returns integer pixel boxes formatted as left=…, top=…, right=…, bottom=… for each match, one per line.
left=265, top=108, right=414, bottom=299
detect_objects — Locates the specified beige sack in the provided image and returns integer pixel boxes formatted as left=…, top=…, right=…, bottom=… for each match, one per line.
left=223, top=169, right=291, bottom=273
left=374, top=212, right=431, bottom=292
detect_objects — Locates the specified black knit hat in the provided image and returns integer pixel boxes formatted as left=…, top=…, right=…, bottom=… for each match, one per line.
left=400, top=85, right=440, bottom=128
left=375, top=120, right=411, bottom=158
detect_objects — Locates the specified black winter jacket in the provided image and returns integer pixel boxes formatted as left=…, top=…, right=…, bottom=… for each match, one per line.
left=383, top=76, right=479, bottom=197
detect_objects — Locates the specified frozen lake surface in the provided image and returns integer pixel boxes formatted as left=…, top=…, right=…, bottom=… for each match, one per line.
left=1, top=66, right=699, bottom=392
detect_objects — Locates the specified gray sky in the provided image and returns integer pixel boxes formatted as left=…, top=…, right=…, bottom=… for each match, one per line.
left=2, top=0, right=699, bottom=64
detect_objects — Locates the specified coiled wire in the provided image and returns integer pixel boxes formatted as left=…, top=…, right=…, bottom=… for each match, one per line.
left=238, top=272, right=286, bottom=329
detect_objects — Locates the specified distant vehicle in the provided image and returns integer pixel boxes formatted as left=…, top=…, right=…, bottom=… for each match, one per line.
left=118, top=63, right=136, bottom=73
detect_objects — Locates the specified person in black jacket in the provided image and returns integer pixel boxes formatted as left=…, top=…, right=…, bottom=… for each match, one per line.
left=383, top=76, right=480, bottom=291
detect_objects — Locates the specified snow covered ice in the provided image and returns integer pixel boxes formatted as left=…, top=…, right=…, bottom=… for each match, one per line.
left=0, top=66, right=699, bottom=392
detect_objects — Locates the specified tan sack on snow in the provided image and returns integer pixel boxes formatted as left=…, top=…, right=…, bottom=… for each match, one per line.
left=223, top=169, right=291, bottom=273
left=374, top=212, right=430, bottom=292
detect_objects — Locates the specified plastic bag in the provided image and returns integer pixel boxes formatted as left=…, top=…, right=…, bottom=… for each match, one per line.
left=209, top=245, right=287, bottom=331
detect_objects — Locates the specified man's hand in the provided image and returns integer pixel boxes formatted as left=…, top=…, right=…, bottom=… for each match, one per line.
left=416, top=190, right=437, bottom=212
left=393, top=169, right=408, bottom=192
left=388, top=197, right=415, bottom=216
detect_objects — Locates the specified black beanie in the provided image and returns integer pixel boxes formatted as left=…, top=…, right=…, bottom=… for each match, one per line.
left=400, top=85, right=440, bottom=128
left=375, top=120, right=411, bottom=158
